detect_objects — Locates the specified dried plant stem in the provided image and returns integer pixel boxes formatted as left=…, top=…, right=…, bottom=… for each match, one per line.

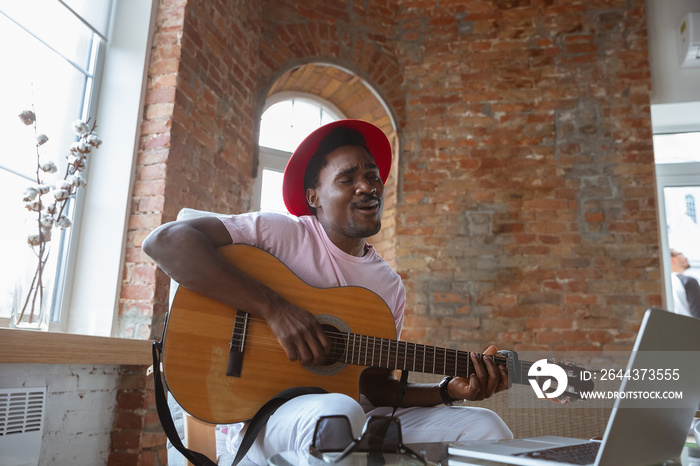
left=15, top=109, right=99, bottom=328
left=17, top=104, right=49, bottom=326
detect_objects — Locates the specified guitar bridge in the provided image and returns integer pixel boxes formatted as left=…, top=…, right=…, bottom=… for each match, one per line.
left=227, top=310, right=249, bottom=377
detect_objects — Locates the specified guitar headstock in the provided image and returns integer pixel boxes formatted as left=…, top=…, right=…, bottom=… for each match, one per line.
left=498, top=351, right=595, bottom=404
left=544, top=359, right=595, bottom=404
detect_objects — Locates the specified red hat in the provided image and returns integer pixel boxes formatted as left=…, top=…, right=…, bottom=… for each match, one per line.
left=282, top=119, right=392, bottom=217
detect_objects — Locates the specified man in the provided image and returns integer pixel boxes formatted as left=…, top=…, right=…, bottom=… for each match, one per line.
left=670, top=249, right=700, bottom=318
left=143, top=119, right=512, bottom=464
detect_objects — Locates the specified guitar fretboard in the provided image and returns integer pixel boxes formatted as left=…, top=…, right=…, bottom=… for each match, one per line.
left=329, top=332, right=515, bottom=379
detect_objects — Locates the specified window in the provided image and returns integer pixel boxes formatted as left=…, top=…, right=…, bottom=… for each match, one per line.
left=651, top=132, right=700, bottom=164
left=255, top=94, right=343, bottom=213
left=653, top=129, right=700, bottom=312
left=0, top=0, right=156, bottom=335
left=0, top=0, right=112, bottom=325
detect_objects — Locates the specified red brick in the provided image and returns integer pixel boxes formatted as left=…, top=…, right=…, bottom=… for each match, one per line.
left=121, top=284, right=155, bottom=301
left=144, top=133, right=171, bottom=150
left=132, top=180, right=166, bottom=196
left=114, top=412, right=143, bottom=430
left=132, top=264, right=158, bottom=284
left=112, top=430, right=140, bottom=450
left=609, top=222, right=637, bottom=233
left=118, top=371, right=148, bottom=391
left=536, top=331, right=561, bottom=344
left=136, top=452, right=158, bottom=466
left=108, top=452, right=139, bottom=466
left=116, top=390, right=145, bottom=410
left=523, top=199, right=569, bottom=210
left=526, top=318, right=574, bottom=329
left=565, top=294, right=598, bottom=305
left=138, top=195, right=165, bottom=213
left=145, top=103, right=175, bottom=121
left=143, top=411, right=163, bottom=431
left=585, top=211, right=605, bottom=222
left=145, top=87, right=177, bottom=105
left=140, top=431, right=166, bottom=449
left=433, top=293, right=464, bottom=303
left=129, top=214, right=163, bottom=230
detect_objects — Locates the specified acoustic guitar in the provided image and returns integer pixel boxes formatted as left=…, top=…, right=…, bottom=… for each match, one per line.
left=162, top=244, right=592, bottom=424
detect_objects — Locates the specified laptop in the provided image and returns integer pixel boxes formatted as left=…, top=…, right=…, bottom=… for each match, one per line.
left=448, top=308, right=700, bottom=466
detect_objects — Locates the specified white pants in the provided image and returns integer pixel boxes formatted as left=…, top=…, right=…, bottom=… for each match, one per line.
left=223, top=393, right=513, bottom=465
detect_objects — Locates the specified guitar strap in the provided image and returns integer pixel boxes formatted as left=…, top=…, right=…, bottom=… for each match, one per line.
left=151, top=341, right=328, bottom=466
left=151, top=341, right=217, bottom=466
left=391, top=369, right=410, bottom=417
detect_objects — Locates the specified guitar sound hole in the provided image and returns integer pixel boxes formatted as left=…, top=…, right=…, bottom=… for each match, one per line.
left=320, top=324, right=347, bottom=366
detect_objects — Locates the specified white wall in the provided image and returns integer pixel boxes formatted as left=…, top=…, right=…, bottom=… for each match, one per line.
left=0, top=364, right=121, bottom=465
left=646, top=0, right=700, bottom=106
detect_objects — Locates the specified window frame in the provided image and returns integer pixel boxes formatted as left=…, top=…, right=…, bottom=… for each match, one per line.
left=62, top=0, right=157, bottom=336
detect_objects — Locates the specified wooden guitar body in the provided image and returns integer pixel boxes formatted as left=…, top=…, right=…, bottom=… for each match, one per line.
left=162, top=244, right=397, bottom=424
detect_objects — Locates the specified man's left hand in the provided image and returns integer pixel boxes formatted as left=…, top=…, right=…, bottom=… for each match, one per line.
left=448, top=345, right=509, bottom=401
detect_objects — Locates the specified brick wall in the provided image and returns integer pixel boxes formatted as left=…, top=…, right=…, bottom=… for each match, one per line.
left=117, top=0, right=187, bottom=343
left=108, top=365, right=164, bottom=466
left=395, top=0, right=659, bottom=353
left=111, top=0, right=659, bottom=461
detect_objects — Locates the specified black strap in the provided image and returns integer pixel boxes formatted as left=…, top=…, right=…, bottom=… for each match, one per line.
left=152, top=341, right=327, bottom=466
left=152, top=341, right=217, bottom=466
left=231, top=386, right=328, bottom=465
left=391, top=370, right=410, bottom=417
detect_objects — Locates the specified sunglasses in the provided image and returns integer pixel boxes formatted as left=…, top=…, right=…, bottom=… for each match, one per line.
left=309, top=415, right=426, bottom=464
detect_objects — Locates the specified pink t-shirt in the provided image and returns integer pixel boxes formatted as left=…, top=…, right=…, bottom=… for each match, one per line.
left=216, top=212, right=405, bottom=336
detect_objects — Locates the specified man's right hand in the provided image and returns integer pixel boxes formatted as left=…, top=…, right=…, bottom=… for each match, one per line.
left=264, top=300, right=330, bottom=366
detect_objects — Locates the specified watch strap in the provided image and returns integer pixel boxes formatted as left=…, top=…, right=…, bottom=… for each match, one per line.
left=438, top=376, right=455, bottom=406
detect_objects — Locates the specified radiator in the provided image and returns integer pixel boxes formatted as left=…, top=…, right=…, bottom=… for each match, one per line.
left=0, top=387, right=46, bottom=466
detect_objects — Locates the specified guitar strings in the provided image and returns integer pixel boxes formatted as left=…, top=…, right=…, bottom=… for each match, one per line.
left=229, top=315, right=526, bottom=376
left=232, top=331, right=534, bottom=379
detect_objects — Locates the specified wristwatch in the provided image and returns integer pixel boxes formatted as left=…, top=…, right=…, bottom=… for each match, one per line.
left=438, top=376, right=455, bottom=406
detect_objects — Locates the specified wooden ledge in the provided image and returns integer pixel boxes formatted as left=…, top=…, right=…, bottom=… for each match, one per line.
left=0, top=328, right=153, bottom=365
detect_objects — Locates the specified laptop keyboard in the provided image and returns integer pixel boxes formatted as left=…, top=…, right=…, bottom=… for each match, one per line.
left=514, top=441, right=600, bottom=465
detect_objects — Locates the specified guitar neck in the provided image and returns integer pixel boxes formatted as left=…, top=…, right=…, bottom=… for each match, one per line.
left=331, top=332, right=528, bottom=384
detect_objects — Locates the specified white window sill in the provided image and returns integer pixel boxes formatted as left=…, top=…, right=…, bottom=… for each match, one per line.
left=0, top=327, right=152, bottom=365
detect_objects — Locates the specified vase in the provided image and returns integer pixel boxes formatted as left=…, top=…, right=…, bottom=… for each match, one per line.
left=10, top=252, right=53, bottom=331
